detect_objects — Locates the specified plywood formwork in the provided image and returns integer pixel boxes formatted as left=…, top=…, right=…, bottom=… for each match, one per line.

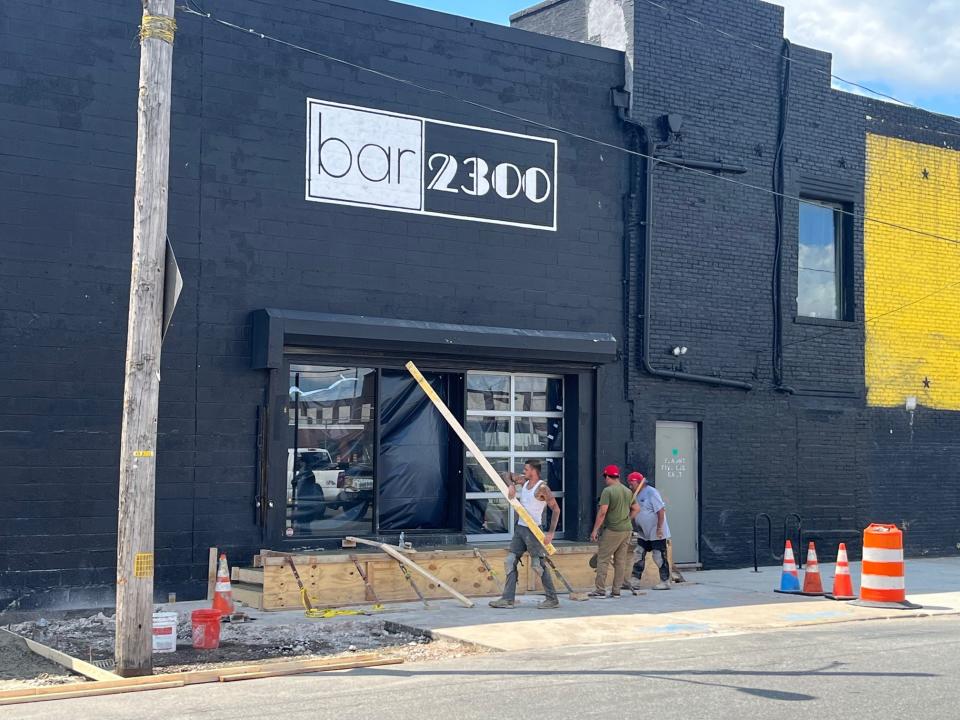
left=236, top=543, right=673, bottom=611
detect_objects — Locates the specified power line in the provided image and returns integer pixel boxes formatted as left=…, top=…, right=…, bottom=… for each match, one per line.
left=178, top=2, right=960, bottom=250
left=640, top=0, right=960, bottom=132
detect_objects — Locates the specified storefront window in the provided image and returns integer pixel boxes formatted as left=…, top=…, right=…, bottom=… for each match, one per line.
left=286, top=365, right=376, bottom=537
left=465, top=372, right=565, bottom=540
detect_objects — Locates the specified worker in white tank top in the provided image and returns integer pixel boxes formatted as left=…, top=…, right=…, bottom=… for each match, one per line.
left=489, top=460, right=561, bottom=609
left=516, top=476, right=547, bottom=529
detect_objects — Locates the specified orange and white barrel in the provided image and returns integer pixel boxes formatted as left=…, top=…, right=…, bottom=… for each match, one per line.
left=860, top=524, right=907, bottom=604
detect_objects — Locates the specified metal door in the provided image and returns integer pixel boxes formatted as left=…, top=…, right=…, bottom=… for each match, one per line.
left=655, top=421, right=699, bottom=564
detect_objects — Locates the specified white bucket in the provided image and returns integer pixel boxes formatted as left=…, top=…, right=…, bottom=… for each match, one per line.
left=152, top=611, right=178, bottom=654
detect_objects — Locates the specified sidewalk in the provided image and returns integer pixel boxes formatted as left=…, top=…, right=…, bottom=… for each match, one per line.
left=382, top=556, right=960, bottom=651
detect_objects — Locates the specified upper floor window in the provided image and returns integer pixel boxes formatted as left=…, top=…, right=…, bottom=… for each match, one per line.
left=798, top=199, right=852, bottom=320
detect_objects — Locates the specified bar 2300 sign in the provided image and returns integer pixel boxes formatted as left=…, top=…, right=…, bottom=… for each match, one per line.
left=306, top=98, right=558, bottom=231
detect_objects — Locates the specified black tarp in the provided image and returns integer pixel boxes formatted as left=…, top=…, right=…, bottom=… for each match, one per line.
left=377, top=370, right=452, bottom=530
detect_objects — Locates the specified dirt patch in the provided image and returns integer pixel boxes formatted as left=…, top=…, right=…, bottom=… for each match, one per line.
left=0, top=630, right=83, bottom=691
left=8, top=609, right=487, bottom=677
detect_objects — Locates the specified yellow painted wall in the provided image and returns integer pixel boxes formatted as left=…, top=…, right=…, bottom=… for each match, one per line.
left=864, top=134, right=960, bottom=410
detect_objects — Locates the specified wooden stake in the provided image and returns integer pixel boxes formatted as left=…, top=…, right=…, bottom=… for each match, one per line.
left=345, top=536, right=474, bottom=607
left=115, top=0, right=177, bottom=677
left=207, top=546, right=219, bottom=600
left=405, top=361, right=556, bottom=555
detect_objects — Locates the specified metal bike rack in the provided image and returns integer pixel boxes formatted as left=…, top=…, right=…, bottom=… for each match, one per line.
left=753, top=512, right=804, bottom=571
left=753, top=513, right=772, bottom=573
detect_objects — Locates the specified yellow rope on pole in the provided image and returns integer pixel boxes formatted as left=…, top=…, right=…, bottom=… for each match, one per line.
left=140, top=14, right=177, bottom=44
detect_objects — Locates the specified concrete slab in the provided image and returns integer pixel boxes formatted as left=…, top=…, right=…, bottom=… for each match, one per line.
left=379, top=557, right=960, bottom=651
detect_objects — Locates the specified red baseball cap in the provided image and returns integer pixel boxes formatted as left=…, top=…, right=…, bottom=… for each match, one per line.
left=602, top=464, right=620, bottom=477
left=627, top=472, right=645, bottom=484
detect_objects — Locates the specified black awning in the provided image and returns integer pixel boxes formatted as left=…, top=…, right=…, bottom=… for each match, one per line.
left=251, top=309, right=618, bottom=369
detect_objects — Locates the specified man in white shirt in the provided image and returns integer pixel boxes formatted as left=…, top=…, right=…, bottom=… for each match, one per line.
left=489, top=459, right=561, bottom=609
left=626, top=471, right=671, bottom=590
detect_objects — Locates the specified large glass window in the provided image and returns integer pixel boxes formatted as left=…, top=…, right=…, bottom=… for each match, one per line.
left=465, top=373, right=564, bottom=540
left=286, top=365, right=376, bottom=537
left=798, top=200, right=848, bottom=319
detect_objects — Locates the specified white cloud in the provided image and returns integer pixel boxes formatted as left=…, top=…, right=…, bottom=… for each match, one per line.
left=772, top=0, right=960, bottom=99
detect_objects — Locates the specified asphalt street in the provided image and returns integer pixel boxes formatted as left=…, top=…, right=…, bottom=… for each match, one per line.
left=6, top=616, right=958, bottom=719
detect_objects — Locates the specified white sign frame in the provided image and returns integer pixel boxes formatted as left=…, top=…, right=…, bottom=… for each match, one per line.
left=306, top=98, right=558, bottom=231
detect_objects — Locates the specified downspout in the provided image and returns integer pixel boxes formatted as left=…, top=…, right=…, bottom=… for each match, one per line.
left=624, top=121, right=753, bottom=391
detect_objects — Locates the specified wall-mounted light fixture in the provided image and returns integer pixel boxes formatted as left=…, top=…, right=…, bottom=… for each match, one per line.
left=671, top=346, right=688, bottom=357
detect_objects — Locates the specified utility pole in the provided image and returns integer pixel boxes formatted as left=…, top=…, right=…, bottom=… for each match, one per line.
left=115, top=0, right=177, bottom=677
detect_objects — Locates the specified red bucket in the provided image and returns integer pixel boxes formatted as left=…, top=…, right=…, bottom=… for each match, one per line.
left=191, top=608, right=222, bottom=649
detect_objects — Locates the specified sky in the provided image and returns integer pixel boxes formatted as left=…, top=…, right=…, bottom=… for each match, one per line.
left=398, top=0, right=960, bottom=119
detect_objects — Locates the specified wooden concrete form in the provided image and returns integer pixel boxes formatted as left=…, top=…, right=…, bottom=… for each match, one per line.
left=237, top=543, right=669, bottom=611
left=0, top=629, right=121, bottom=682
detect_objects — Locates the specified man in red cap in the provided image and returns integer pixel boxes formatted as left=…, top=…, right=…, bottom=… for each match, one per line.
left=589, top=465, right=639, bottom=598
left=626, top=471, right=672, bottom=591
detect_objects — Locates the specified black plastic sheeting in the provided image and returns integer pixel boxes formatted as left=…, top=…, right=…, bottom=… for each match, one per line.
left=377, top=370, right=452, bottom=530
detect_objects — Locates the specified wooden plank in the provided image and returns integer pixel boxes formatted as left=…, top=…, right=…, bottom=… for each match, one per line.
left=527, top=549, right=597, bottom=593
left=232, top=567, right=264, bottom=585
left=207, top=546, right=218, bottom=600
left=261, top=561, right=369, bottom=610
left=0, top=654, right=392, bottom=705
left=231, top=584, right=265, bottom=611
left=345, top=537, right=474, bottom=607
left=0, top=629, right=121, bottom=682
left=218, top=656, right=402, bottom=682
left=405, top=361, right=556, bottom=555
left=0, top=681, right=184, bottom=706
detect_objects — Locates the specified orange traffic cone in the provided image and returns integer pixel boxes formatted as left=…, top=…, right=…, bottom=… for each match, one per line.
left=774, top=540, right=801, bottom=594
left=211, top=553, right=234, bottom=615
left=826, top=542, right=856, bottom=600
left=800, top=542, right=825, bottom=596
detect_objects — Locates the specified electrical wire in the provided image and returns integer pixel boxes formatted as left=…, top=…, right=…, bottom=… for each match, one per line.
left=640, top=0, right=960, bottom=131
left=177, top=2, right=960, bottom=250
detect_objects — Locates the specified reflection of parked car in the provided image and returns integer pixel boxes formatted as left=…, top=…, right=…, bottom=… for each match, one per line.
left=337, top=462, right=373, bottom=507
left=288, top=449, right=341, bottom=491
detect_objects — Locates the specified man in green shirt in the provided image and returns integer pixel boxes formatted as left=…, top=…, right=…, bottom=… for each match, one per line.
left=589, top=465, right=639, bottom=598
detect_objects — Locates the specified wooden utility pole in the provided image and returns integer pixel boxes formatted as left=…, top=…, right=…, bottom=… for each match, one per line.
left=115, top=0, right=177, bottom=677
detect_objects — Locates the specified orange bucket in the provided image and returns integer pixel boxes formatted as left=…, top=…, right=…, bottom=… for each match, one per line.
left=191, top=608, right=223, bottom=649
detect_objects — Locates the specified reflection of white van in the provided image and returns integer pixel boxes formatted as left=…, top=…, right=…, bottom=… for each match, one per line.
left=287, top=448, right=341, bottom=490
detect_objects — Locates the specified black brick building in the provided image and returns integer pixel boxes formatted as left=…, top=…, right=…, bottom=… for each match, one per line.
left=1, top=0, right=958, bottom=611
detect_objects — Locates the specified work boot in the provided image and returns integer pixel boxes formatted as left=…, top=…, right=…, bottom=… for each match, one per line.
left=488, top=598, right=515, bottom=608
left=537, top=598, right=559, bottom=609
left=587, top=590, right=607, bottom=598
left=653, top=581, right=671, bottom=590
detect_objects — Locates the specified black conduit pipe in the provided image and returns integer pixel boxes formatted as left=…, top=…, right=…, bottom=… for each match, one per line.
left=625, top=123, right=754, bottom=391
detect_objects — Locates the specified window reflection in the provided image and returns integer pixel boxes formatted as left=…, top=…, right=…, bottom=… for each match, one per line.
left=287, top=366, right=375, bottom=537
left=467, top=374, right=510, bottom=411
left=798, top=201, right=842, bottom=319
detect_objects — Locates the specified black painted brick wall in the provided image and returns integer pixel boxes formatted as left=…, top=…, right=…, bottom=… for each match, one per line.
left=0, top=0, right=630, bottom=610
left=515, top=0, right=960, bottom=566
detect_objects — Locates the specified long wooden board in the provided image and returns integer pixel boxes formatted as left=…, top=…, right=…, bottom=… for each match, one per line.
left=0, top=681, right=184, bottom=706
left=1, top=629, right=120, bottom=682
left=406, top=361, right=556, bottom=555
left=345, top=537, right=475, bottom=607
left=0, top=654, right=397, bottom=705
left=218, top=656, right=401, bottom=682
